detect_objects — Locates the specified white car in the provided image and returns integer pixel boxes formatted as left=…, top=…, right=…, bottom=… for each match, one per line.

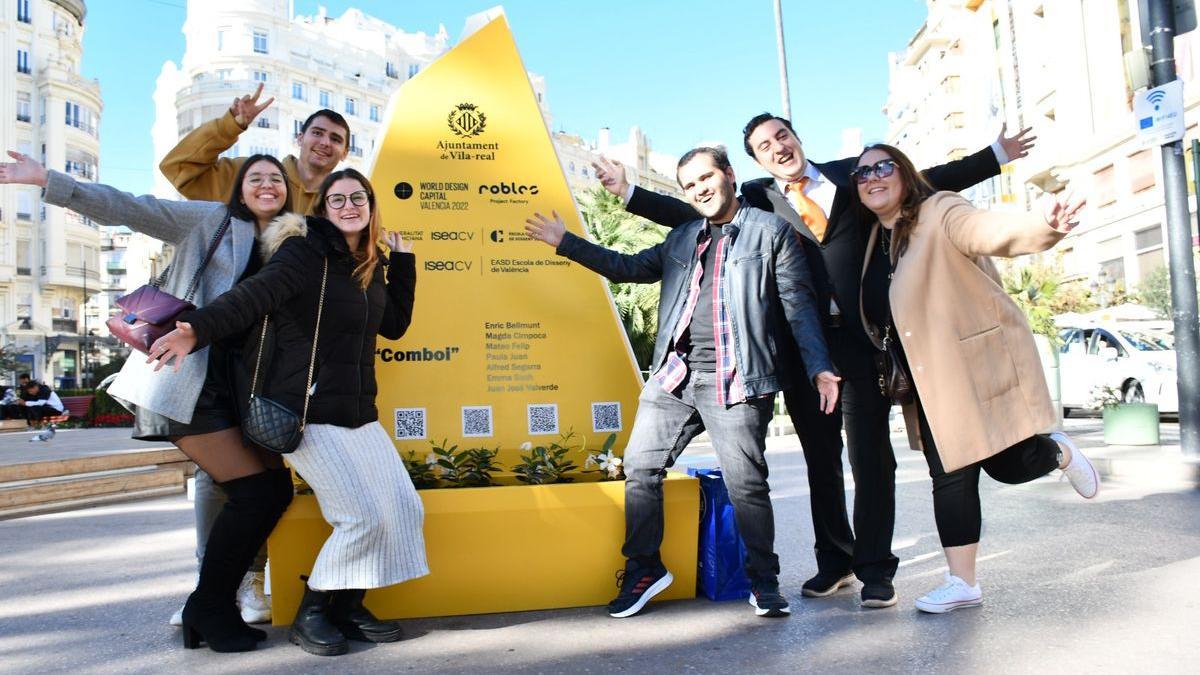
left=1058, top=324, right=1178, bottom=414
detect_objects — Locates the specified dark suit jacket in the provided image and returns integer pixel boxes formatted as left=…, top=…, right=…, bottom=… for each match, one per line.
left=626, top=147, right=1000, bottom=377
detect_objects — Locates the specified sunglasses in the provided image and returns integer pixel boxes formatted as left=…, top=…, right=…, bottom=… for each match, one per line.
left=850, top=159, right=898, bottom=184
left=325, top=190, right=370, bottom=209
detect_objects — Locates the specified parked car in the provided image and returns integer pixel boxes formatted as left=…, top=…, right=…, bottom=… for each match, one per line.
left=1057, top=323, right=1178, bottom=414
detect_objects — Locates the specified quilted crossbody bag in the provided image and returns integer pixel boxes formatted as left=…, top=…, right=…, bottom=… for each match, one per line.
left=242, top=258, right=328, bottom=454
left=106, top=214, right=231, bottom=354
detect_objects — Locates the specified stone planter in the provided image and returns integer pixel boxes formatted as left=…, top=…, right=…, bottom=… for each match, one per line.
left=268, top=471, right=699, bottom=623
left=1102, top=402, right=1160, bottom=446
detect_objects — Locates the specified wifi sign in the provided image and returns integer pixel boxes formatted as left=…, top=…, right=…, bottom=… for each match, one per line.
left=1147, top=89, right=1167, bottom=111
left=1135, top=80, right=1184, bottom=146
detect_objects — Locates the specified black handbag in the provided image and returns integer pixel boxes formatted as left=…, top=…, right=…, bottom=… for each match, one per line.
left=242, top=259, right=328, bottom=454
left=874, top=324, right=914, bottom=405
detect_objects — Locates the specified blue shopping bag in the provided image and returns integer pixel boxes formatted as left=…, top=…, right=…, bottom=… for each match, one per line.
left=688, top=468, right=751, bottom=601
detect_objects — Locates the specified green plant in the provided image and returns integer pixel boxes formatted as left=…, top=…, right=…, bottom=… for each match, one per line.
left=511, top=431, right=581, bottom=485
left=403, top=450, right=440, bottom=489
left=1088, top=384, right=1123, bottom=410
left=457, top=447, right=502, bottom=487
left=1002, top=263, right=1062, bottom=346
left=577, top=186, right=667, bottom=370
left=582, top=433, right=623, bottom=480
left=1135, top=254, right=1200, bottom=319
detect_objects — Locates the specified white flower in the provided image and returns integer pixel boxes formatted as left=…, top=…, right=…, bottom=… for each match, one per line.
left=425, top=453, right=438, bottom=466
left=520, top=442, right=532, bottom=451
left=607, top=463, right=623, bottom=479
left=584, top=453, right=599, bottom=469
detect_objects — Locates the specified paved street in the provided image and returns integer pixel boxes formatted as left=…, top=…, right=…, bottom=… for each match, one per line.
left=0, top=418, right=1196, bottom=674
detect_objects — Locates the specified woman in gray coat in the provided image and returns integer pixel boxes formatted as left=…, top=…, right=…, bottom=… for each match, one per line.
left=0, top=151, right=294, bottom=652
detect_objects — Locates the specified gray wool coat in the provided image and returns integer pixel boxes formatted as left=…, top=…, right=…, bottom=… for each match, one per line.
left=43, top=171, right=258, bottom=423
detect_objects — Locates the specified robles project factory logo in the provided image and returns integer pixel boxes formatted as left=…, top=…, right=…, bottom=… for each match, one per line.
left=447, top=102, right=487, bottom=138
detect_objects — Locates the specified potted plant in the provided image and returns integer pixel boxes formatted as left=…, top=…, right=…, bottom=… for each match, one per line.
left=1090, top=384, right=1160, bottom=445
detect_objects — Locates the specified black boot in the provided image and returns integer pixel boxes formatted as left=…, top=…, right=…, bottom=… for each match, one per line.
left=290, top=584, right=349, bottom=656
left=330, top=589, right=404, bottom=643
left=181, top=470, right=293, bottom=652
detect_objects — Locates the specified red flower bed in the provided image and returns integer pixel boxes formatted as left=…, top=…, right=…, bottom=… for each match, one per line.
left=88, top=412, right=134, bottom=428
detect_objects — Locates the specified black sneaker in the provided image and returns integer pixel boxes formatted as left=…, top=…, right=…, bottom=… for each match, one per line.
left=860, top=579, right=898, bottom=608
left=607, top=563, right=673, bottom=618
left=801, top=570, right=856, bottom=598
left=749, top=578, right=791, bottom=617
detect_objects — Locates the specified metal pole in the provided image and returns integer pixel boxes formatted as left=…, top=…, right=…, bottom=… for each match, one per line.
left=1150, top=0, right=1200, bottom=459
left=773, top=0, right=792, bottom=119
left=82, top=257, right=88, bottom=390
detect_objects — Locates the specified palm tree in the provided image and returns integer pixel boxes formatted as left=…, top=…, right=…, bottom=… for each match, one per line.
left=576, top=186, right=668, bottom=370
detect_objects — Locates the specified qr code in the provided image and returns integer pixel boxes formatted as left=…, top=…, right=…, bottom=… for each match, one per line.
left=394, top=408, right=426, bottom=440
left=527, top=404, right=559, bottom=435
left=591, top=402, right=622, bottom=432
left=461, top=406, right=493, bottom=437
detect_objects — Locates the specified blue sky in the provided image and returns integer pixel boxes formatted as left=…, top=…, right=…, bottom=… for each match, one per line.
left=82, top=0, right=930, bottom=195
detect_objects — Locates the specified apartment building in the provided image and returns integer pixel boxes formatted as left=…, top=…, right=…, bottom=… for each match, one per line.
left=1, top=0, right=103, bottom=386
left=886, top=0, right=1200, bottom=294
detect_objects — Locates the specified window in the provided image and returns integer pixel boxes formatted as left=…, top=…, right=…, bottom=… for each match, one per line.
left=39, top=95, right=45, bottom=124
left=16, top=191, right=33, bottom=219
left=253, top=70, right=268, bottom=83
left=1128, top=149, right=1156, bottom=194
left=253, top=30, right=268, bottom=54
left=349, top=133, right=361, bottom=157
left=256, top=116, right=271, bottom=129
left=216, top=69, right=231, bottom=80
left=408, top=63, right=420, bottom=78
left=17, top=49, right=30, bottom=74
left=1134, top=225, right=1165, bottom=279
left=369, top=104, right=380, bottom=122
left=248, top=145, right=276, bottom=157
left=217, top=27, right=228, bottom=51
left=292, top=81, right=306, bottom=101
left=293, top=119, right=303, bottom=136
left=16, top=240, right=31, bottom=276
left=319, top=90, right=331, bottom=108
left=386, top=62, right=398, bottom=79
left=944, top=111, right=965, bottom=129
left=1094, top=164, right=1116, bottom=207
left=17, top=0, right=30, bottom=23
left=16, top=92, right=31, bottom=123
left=344, top=97, right=357, bottom=116
left=65, top=148, right=97, bottom=181
left=64, top=101, right=97, bottom=136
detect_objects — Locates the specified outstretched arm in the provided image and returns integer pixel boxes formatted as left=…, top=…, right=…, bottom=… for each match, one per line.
left=159, top=84, right=273, bottom=201
left=592, top=156, right=697, bottom=228
left=147, top=237, right=317, bottom=370
left=1, top=151, right=223, bottom=243
left=920, top=125, right=1035, bottom=192
left=525, top=210, right=665, bottom=283
left=940, top=191, right=1083, bottom=259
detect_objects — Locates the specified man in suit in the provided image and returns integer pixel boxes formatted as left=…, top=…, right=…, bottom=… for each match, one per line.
left=592, top=114, right=1034, bottom=608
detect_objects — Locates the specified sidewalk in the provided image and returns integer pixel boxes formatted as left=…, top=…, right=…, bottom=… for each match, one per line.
left=0, top=421, right=1196, bottom=673
left=0, top=427, right=171, bottom=467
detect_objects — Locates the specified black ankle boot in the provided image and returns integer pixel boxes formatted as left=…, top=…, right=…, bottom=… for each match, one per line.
left=181, top=470, right=291, bottom=652
left=330, top=589, right=403, bottom=643
left=290, top=585, right=349, bottom=656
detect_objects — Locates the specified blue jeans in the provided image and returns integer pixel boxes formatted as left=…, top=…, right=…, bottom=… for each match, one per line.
left=622, top=370, right=779, bottom=580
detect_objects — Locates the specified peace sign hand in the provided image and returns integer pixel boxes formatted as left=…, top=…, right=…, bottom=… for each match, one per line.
left=230, top=83, right=275, bottom=129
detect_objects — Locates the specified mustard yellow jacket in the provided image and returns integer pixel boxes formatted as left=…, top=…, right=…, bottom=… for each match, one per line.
left=159, top=111, right=318, bottom=214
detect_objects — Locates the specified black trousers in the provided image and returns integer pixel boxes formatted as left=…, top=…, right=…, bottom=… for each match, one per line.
left=916, top=399, right=1060, bottom=548
left=783, top=361, right=899, bottom=583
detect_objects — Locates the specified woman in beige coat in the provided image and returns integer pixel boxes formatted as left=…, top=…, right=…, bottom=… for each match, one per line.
left=849, top=143, right=1099, bottom=614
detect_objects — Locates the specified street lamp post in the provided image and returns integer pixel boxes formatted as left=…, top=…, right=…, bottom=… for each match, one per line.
left=773, top=0, right=791, bottom=120
left=1148, top=0, right=1200, bottom=459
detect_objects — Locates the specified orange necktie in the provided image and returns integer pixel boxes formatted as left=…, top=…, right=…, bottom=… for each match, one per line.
left=785, top=177, right=829, bottom=241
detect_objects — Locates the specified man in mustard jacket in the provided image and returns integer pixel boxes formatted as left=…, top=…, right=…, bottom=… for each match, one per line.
left=160, top=83, right=351, bottom=213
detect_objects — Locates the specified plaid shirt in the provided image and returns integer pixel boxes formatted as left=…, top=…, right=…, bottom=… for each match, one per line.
left=653, top=226, right=747, bottom=405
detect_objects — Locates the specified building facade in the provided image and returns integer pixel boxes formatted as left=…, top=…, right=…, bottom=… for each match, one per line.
left=885, top=0, right=1200, bottom=296
left=150, top=0, right=450, bottom=199
left=554, top=125, right=682, bottom=198
left=1, top=0, right=103, bottom=386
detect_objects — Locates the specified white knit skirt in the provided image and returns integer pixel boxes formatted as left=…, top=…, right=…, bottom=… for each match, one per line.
left=285, top=422, right=429, bottom=591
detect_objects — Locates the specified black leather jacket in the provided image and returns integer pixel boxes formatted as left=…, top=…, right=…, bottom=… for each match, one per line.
left=556, top=203, right=833, bottom=397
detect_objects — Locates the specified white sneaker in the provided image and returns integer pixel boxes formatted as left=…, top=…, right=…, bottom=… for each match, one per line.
left=914, top=573, right=982, bottom=614
left=168, top=605, right=184, bottom=627
left=237, top=571, right=272, bottom=624
left=1049, top=432, right=1100, bottom=499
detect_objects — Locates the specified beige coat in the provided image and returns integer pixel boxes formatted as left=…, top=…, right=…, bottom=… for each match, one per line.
left=860, top=192, right=1064, bottom=472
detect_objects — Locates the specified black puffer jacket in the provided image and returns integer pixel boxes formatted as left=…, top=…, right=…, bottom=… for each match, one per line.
left=182, top=213, right=416, bottom=427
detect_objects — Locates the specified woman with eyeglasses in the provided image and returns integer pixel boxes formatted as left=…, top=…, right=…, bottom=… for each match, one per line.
left=0, top=151, right=296, bottom=652
left=848, top=144, right=1100, bottom=614
left=149, top=168, right=427, bottom=657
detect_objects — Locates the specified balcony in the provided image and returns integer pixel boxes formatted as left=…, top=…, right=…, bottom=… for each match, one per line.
left=65, top=266, right=101, bottom=281
left=65, top=118, right=98, bottom=138
left=177, top=79, right=280, bottom=102
left=52, top=318, right=78, bottom=333
left=16, top=113, right=31, bottom=123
